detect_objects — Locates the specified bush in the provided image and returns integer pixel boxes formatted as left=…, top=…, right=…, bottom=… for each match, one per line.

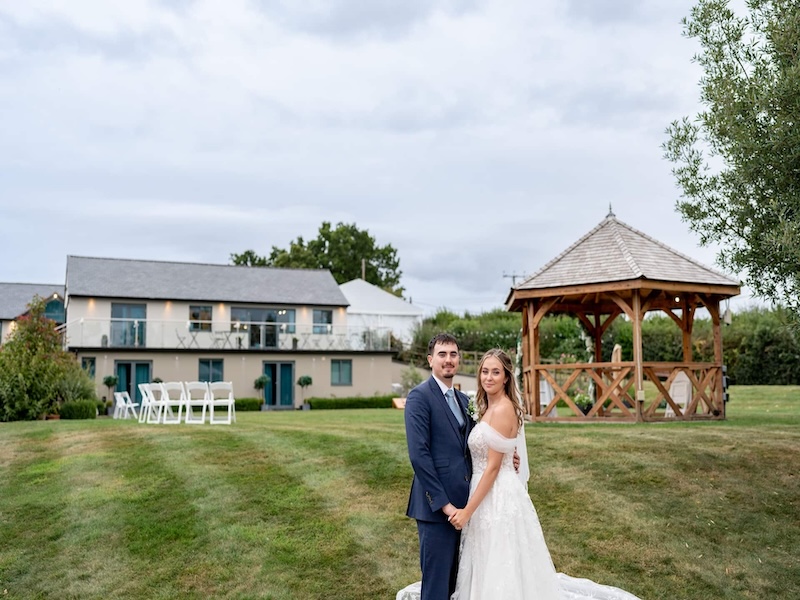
left=307, top=395, right=395, bottom=410
left=60, top=367, right=98, bottom=404
left=235, top=397, right=262, bottom=411
left=400, top=364, right=423, bottom=396
left=60, top=400, right=98, bottom=420
left=0, top=296, right=81, bottom=421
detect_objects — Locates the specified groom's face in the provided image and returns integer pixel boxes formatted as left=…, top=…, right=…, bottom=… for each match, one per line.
left=428, top=342, right=460, bottom=382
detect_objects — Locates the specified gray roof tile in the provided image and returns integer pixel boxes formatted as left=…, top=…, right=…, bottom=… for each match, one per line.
left=0, top=283, right=65, bottom=319
left=65, top=256, right=349, bottom=307
left=516, top=215, right=740, bottom=290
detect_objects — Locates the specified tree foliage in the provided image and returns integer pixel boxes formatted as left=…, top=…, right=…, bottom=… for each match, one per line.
left=407, top=308, right=522, bottom=358
left=409, top=306, right=799, bottom=385
left=230, top=222, right=404, bottom=295
left=0, top=296, right=96, bottom=421
left=663, top=0, right=800, bottom=315
left=229, top=249, right=269, bottom=267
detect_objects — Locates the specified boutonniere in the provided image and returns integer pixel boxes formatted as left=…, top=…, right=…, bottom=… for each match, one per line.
left=467, top=396, right=478, bottom=422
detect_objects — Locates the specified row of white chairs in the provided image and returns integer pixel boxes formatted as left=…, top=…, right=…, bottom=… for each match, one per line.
left=112, top=381, right=236, bottom=425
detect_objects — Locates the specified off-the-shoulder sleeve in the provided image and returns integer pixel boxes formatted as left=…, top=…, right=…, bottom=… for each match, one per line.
left=478, top=421, right=518, bottom=454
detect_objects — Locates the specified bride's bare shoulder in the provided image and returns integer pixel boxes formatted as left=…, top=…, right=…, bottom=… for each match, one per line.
left=491, top=399, right=518, bottom=438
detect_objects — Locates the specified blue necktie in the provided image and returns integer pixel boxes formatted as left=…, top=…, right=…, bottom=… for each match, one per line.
left=445, top=388, right=465, bottom=427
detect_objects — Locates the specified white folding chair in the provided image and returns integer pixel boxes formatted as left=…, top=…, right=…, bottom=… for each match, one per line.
left=113, top=392, right=126, bottom=419
left=139, top=382, right=166, bottom=424
left=184, top=381, right=209, bottom=425
left=665, top=371, right=692, bottom=417
left=160, top=382, right=186, bottom=424
left=114, top=391, right=139, bottom=420
left=137, top=383, right=152, bottom=423
left=208, top=381, right=236, bottom=425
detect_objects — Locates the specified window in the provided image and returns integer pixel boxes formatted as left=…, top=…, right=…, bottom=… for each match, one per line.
left=81, top=357, right=96, bottom=379
left=313, top=309, right=333, bottom=334
left=199, top=359, right=224, bottom=382
left=331, top=359, right=352, bottom=386
left=231, top=307, right=280, bottom=349
left=45, top=297, right=65, bottom=324
left=189, top=305, right=212, bottom=332
left=277, top=309, right=296, bottom=334
left=111, top=303, right=146, bottom=347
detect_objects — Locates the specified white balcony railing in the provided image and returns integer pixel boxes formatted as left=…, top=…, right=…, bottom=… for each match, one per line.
left=59, top=318, right=394, bottom=352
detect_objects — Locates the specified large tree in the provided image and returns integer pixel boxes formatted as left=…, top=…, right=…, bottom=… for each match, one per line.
left=231, top=221, right=404, bottom=295
left=663, top=0, right=800, bottom=314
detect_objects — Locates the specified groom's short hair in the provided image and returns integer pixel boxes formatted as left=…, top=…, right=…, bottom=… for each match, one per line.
left=427, top=333, right=459, bottom=355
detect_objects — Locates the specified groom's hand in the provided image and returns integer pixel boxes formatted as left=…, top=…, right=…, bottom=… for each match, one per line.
left=442, top=503, right=456, bottom=517
left=513, top=450, right=520, bottom=472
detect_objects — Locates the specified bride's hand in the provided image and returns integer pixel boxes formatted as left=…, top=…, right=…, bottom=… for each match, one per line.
left=448, top=509, right=470, bottom=530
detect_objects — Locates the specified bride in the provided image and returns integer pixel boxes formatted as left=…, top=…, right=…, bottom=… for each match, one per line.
left=446, top=349, right=642, bottom=600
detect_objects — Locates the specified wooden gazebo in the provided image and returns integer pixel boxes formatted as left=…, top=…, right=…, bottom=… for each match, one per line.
left=507, top=212, right=740, bottom=422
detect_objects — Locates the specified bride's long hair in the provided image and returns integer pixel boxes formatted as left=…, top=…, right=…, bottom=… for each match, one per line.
left=475, top=348, right=524, bottom=430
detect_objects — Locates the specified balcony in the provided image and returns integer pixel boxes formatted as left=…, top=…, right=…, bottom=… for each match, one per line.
left=60, top=318, right=394, bottom=352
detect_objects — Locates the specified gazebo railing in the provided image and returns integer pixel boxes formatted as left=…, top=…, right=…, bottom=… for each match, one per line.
left=528, top=361, right=725, bottom=422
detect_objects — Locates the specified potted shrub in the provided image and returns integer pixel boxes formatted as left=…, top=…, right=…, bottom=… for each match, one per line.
left=254, top=374, right=270, bottom=410
left=297, top=375, right=312, bottom=410
left=572, top=389, right=593, bottom=415
left=102, top=375, right=118, bottom=402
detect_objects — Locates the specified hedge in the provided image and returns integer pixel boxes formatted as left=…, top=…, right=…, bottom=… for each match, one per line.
left=235, top=397, right=262, bottom=411
left=60, top=400, right=98, bottom=420
left=307, top=395, right=396, bottom=410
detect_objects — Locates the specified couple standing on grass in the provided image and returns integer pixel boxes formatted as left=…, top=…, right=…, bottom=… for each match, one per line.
left=404, top=333, right=642, bottom=600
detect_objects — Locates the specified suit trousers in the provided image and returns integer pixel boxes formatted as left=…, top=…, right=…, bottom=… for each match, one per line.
left=417, top=519, right=461, bottom=600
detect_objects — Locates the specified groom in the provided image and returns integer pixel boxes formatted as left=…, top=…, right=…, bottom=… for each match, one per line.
left=405, top=333, right=473, bottom=600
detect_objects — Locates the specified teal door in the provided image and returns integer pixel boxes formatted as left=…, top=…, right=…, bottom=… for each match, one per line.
left=262, top=362, right=294, bottom=408
left=116, top=361, right=152, bottom=405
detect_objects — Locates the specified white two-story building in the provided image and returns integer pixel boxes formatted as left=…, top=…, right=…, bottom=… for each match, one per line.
left=2, top=256, right=398, bottom=408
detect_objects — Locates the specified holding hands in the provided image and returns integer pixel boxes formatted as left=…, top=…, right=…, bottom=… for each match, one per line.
left=448, top=508, right=471, bottom=530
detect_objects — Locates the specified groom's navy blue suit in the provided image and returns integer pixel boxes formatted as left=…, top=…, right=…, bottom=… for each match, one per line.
left=406, top=376, right=474, bottom=600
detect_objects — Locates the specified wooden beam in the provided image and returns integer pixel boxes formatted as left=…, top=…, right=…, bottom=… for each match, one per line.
left=682, top=296, right=693, bottom=362
left=608, top=292, right=635, bottom=320
left=508, top=280, right=740, bottom=302
left=632, top=289, right=644, bottom=421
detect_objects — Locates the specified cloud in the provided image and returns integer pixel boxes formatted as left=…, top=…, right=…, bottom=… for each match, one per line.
left=0, top=0, right=757, bottom=313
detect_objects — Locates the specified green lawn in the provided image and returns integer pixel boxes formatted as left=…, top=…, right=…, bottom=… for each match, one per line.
left=1, top=386, right=799, bottom=599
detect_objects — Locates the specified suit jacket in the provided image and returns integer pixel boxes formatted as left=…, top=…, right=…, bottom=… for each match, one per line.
left=405, top=377, right=474, bottom=522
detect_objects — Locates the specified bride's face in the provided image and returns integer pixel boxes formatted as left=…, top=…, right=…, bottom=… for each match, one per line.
left=480, top=356, right=507, bottom=396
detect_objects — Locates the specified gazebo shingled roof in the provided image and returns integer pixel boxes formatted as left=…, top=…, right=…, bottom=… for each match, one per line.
left=506, top=212, right=740, bottom=422
left=511, top=214, right=738, bottom=294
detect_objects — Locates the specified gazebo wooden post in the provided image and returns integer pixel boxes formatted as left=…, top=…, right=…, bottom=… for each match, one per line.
left=523, top=303, right=539, bottom=418
left=531, top=303, right=540, bottom=417
left=710, top=298, right=725, bottom=417
left=632, top=290, right=645, bottom=422
left=592, top=313, right=603, bottom=411
left=593, top=313, right=603, bottom=364
left=681, top=296, right=694, bottom=362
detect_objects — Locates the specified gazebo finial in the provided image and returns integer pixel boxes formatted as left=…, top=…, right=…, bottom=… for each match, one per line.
left=607, top=203, right=615, bottom=218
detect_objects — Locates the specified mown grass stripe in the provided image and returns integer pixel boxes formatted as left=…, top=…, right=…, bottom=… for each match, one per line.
left=1, top=387, right=798, bottom=599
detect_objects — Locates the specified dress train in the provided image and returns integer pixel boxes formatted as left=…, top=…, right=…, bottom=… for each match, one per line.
left=449, top=421, right=641, bottom=600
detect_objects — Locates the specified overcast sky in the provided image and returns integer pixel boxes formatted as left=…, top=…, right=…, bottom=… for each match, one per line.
left=0, top=0, right=756, bottom=315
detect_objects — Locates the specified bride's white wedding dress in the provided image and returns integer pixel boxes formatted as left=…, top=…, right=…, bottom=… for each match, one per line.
left=450, top=421, right=642, bottom=600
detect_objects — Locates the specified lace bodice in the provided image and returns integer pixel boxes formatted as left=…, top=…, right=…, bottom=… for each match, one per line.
left=468, top=421, right=518, bottom=477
